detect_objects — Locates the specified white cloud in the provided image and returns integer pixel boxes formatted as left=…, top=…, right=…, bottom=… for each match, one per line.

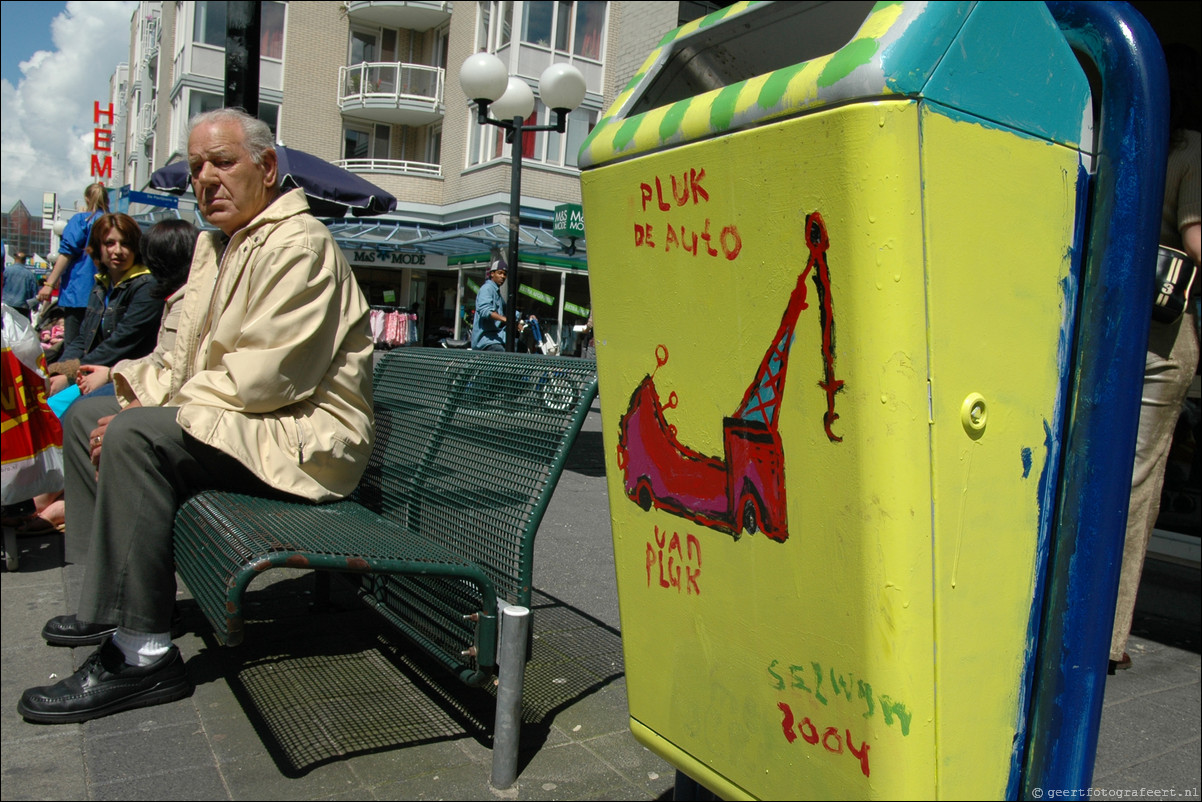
left=1, top=1, right=137, bottom=215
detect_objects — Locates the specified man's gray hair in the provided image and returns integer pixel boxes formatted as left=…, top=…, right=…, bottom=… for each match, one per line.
left=187, top=108, right=278, bottom=182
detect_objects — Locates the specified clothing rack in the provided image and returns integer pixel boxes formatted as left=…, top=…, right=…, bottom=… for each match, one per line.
left=368, top=306, right=418, bottom=348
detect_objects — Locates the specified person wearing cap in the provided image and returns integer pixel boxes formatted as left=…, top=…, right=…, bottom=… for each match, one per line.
left=471, top=255, right=509, bottom=351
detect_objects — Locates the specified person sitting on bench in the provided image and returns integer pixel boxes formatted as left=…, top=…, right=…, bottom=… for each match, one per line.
left=17, top=107, right=375, bottom=724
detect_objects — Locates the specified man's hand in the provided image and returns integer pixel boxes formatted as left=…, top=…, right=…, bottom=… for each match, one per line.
left=89, top=400, right=142, bottom=467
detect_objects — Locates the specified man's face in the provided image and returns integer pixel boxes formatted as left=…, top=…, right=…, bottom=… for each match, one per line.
left=188, top=120, right=278, bottom=236
left=490, top=269, right=506, bottom=286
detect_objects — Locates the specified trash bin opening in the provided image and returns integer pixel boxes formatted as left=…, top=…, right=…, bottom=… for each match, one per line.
left=626, top=0, right=877, bottom=117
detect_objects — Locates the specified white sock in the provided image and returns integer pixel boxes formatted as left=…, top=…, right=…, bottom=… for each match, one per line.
left=112, top=628, right=172, bottom=667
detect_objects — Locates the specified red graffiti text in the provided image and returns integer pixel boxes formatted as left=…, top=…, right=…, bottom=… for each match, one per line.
left=646, top=526, right=701, bottom=594
left=776, top=702, right=871, bottom=777
left=634, top=167, right=742, bottom=261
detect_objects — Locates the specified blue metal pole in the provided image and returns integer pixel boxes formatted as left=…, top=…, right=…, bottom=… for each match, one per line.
left=1024, top=3, right=1169, bottom=797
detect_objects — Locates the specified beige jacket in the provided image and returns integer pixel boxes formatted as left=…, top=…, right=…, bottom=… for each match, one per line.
left=114, top=189, right=374, bottom=500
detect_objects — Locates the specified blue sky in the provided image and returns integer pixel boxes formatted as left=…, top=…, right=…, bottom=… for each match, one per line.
left=1, top=1, right=136, bottom=214
left=1, top=2, right=67, bottom=86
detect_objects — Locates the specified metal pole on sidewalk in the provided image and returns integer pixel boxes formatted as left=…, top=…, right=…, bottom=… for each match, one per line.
left=491, top=604, right=531, bottom=789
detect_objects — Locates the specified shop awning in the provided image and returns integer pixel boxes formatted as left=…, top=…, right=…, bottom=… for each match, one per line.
left=324, top=219, right=588, bottom=271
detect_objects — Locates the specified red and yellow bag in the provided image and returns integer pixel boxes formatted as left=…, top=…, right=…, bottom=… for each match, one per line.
left=2, top=304, right=64, bottom=505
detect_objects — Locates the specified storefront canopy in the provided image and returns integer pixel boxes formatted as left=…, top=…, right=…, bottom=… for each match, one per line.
left=324, top=219, right=588, bottom=270
left=127, top=202, right=587, bottom=271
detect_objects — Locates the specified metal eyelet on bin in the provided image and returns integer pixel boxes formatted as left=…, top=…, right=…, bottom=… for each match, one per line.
left=961, top=393, right=987, bottom=438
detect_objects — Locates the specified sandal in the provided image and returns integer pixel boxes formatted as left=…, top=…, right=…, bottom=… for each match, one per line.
left=14, top=515, right=66, bottom=537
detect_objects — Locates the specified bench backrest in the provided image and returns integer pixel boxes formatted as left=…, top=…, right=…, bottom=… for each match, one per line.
left=353, top=348, right=599, bottom=611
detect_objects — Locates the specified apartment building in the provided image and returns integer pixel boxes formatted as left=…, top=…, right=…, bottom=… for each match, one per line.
left=112, top=1, right=715, bottom=346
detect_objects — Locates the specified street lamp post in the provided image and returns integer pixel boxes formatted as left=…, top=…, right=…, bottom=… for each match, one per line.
left=460, top=53, right=586, bottom=352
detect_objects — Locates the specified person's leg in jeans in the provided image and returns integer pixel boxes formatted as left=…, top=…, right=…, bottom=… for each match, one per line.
left=60, top=307, right=86, bottom=351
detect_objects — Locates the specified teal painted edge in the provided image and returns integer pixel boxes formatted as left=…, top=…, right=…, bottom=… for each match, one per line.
left=878, top=0, right=973, bottom=96
left=917, top=1, right=1090, bottom=146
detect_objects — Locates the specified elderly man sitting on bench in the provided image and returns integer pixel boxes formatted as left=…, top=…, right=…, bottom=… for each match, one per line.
left=18, top=107, right=375, bottom=724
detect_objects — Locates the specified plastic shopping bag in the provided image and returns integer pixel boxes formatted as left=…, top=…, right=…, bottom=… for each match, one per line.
left=2, top=303, right=65, bottom=505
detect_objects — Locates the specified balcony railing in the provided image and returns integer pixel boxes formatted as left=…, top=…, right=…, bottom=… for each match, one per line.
left=139, top=16, right=160, bottom=72
left=335, top=158, right=441, bottom=177
left=137, top=99, right=157, bottom=144
left=338, top=61, right=444, bottom=125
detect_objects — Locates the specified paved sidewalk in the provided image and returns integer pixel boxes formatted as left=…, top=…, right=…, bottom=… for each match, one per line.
left=2, top=399, right=1199, bottom=800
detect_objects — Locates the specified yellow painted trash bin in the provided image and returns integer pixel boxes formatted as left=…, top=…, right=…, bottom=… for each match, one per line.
left=578, top=2, right=1102, bottom=798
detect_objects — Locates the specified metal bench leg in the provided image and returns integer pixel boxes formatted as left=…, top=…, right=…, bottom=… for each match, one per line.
left=491, top=604, right=531, bottom=790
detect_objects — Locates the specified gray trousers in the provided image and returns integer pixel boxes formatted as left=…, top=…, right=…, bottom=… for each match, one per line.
left=62, top=396, right=288, bottom=633
left=1110, top=309, right=1199, bottom=660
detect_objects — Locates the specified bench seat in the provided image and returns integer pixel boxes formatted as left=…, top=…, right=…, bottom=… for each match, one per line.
left=172, top=348, right=599, bottom=731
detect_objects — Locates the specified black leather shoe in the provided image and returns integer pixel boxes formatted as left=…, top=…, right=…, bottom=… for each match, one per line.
left=42, top=608, right=185, bottom=647
left=1107, top=652, right=1132, bottom=675
left=17, top=638, right=190, bottom=724
left=41, top=615, right=117, bottom=647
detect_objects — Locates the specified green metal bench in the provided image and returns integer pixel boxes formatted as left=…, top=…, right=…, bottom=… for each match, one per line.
left=172, top=348, right=599, bottom=786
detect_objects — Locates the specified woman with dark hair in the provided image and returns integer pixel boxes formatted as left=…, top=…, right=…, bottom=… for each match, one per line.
left=19, top=220, right=199, bottom=536
left=143, top=219, right=201, bottom=301
left=46, top=213, right=163, bottom=396
left=37, top=183, right=110, bottom=345
left=74, top=219, right=200, bottom=394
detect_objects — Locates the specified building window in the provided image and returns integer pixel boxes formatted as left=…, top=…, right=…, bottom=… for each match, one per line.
left=343, top=124, right=391, bottom=162
left=182, top=91, right=277, bottom=139
left=193, top=0, right=226, bottom=47
left=520, top=1, right=604, bottom=60
left=468, top=2, right=604, bottom=169
left=434, top=26, right=449, bottom=70
left=350, top=29, right=378, bottom=64
left=261, top=1, right=285, bottom=60
left=477, top=1, right=514, bottom=52
left=468, top=101, right=596, bottom=170
left=193, top=1, right=285, bottom=57
left=259, top=102, right=279, bottom=137
left=573, top=1, right=603, bottom=59
left=522, top=1, right=553, bottom=47
left=426, top=125, right=442, bottom=166
left=188, top=90, right=224, bottom=119
left=174, top=2, right=187, bottom=58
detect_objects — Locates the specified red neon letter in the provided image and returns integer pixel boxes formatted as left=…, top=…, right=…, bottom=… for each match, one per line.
left=90, top=155, right=113, bottom=178
left=93, top=101, right=114, bottom=125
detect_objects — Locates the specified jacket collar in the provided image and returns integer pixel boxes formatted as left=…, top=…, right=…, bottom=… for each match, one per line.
left=233, top=188, right=311, bottom=237
left=94, top=263, right=152, bottom=289
left=203, top=189, right=312, bottom=265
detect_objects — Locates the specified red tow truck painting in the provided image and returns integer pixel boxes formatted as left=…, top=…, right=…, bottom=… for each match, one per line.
left=616, top=212, right=841, bottom=543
